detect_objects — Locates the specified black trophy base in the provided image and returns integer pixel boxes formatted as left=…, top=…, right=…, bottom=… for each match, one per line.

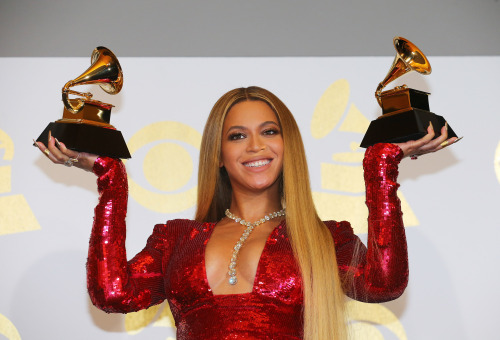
left=360, top=108, right=457, bottom=148
left=36, top=122, right=131, bottom=159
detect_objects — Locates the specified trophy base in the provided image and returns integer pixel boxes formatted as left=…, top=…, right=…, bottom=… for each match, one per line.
left=36, top=122, right=131, bottom=159
left=360, top=108, right=457, bottom=148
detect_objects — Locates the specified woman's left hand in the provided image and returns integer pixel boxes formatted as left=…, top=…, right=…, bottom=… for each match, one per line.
left=394, top=122, right=461, bottom=159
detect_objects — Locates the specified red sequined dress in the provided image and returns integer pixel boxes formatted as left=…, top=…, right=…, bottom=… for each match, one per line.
left=87, top=143, right=408, bottom=339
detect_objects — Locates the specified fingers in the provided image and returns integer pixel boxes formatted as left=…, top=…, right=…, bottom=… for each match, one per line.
left=35, top=131, right=79, bottom=166
left=395, top=121, right=462, bottom=159
left=46, top=131, right=68, bottom=165
left=440, top=136, right=463, bottom=149
left=34, top=137, right=62, bottom=164
left=34, top=140, right=55, bottom=161
left=418, top=122, right=448, bottom=153
left=426, top=123, right=464, bottom=153
left=400, top=122, right=436, bottom=156
left=435, top=123, right=449, bottom=145
left=54, top=137, right=77, bottom=158
left=34, top=132, right=98, bottom=172
left=436, top=125, right=451, bottom=150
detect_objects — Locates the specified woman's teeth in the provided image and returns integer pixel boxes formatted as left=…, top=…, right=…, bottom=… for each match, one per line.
left=244, top=159, right=271, bottom=168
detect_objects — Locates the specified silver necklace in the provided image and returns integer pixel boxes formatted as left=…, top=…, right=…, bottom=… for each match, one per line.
left=224, top=208, right=285, bottom=285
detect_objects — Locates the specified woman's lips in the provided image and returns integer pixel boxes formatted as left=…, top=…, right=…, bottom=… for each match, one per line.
left=243, top=159, right=271, bottom=168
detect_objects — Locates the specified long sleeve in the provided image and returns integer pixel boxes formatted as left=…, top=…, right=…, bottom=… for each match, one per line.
left=86, top=157, right=171, bottom=313
left=329, top=143, right=408, bottom=303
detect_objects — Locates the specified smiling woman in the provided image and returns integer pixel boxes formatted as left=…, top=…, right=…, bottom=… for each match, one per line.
left=220, top=101, right=284, bottom=195
left=195, top=87, right=350, bottom=339
left=35, top=86, right=458, bottom=340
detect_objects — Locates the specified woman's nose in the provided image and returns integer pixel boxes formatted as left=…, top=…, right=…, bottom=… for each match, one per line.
left=247, top=135, right=265, bottom=152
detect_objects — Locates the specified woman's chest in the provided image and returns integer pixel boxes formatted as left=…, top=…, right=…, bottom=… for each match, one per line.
left=205, top=221, right=279, bottom=294
left=163, top=223, right=303, bottom=308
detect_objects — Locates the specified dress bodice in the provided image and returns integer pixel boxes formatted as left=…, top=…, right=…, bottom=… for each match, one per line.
left=161, top=219, right=303, bottom=339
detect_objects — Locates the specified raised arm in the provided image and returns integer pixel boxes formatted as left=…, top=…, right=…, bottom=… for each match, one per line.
left=329, top=143, right=407, bottom=303
left=34, top=136, right=180, bottom=313
left=86, top=157, right=170, bottom=313
left=331, top=123, right=460, bottom=302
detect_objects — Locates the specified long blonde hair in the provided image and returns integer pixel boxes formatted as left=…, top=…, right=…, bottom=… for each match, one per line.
left=195, top=87, right=347, bottom=339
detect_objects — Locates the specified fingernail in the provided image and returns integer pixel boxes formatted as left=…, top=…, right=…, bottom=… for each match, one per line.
left=33, top=139, right=41, bottom=149
left=55, top=138, right=61, bottom=148
left=455, top=136, right=464, bottom=143
left=48, top=130, right=52, bottom=142
left=429, top=121, right=433, bottom=129
left=445, top=122, right=448, bottom=131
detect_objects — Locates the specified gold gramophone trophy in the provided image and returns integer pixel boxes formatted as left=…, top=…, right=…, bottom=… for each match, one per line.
left=36, top=46, right=131, bottom=158
left=360, top=37, right=457, bottom=147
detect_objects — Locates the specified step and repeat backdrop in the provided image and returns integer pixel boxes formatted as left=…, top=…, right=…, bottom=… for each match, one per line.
left=1, top=56, right=499, bottom=339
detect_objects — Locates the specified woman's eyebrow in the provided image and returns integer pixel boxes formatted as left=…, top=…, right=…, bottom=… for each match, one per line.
left=225, top=121, right=279, bottom=135
left=225, top=125, right=248, bottom=135
left=260, top=121, right=280, bottom=128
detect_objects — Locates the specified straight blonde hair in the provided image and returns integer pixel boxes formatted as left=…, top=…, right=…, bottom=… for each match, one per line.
left=195, top=87, right=347, bottom=340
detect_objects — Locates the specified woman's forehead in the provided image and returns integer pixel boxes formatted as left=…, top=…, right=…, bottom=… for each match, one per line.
left=223, top=101, right=279, bottom=127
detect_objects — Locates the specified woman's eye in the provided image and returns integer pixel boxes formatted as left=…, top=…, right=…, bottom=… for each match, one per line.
left=229, top=133, right=245, bottom=140
left=263, top=129, right=279, bottom=136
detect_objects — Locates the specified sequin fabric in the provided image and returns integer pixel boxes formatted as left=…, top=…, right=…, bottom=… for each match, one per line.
left=87, top=143, right=407, bottom=339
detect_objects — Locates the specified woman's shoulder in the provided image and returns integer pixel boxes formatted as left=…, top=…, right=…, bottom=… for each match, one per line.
left=322, top=220, right=357, bottom=247
left=322, top=220, right=352, bottom=230
left=151, top=219, right=215, bottom=238
left=163, top=218, right=207, bottom=227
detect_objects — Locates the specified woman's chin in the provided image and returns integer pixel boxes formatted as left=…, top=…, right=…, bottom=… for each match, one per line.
left=243, top=179, right=280, bottom=193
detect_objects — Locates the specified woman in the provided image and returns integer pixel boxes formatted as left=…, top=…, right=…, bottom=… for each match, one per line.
left=35, top=86, right=458, bottom=339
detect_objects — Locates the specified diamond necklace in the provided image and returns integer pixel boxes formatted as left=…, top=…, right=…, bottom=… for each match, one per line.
left=224, top=208, right=286, bottom=285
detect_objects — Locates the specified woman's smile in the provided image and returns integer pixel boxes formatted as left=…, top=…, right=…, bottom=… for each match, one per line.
left=243, top=158, right=271, bottom=168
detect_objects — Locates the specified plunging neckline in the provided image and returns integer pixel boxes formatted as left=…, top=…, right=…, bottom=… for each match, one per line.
left=202, top=220, right=284, bottom=297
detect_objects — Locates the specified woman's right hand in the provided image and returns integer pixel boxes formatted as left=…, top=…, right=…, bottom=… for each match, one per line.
left=34, top=131, right=98, bottom=172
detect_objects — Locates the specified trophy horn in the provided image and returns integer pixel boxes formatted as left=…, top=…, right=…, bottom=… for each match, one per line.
left=375, top=37, right=431, bottom=106
left=62, top=46, right=123, bottom=114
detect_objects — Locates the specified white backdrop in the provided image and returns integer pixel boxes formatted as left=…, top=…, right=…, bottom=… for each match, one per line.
left=0, top=56, right=499, bottom=339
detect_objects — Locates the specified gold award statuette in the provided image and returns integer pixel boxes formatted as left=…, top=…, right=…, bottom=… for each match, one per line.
left=36, top=46, right=131, bottom=158
left=360, top=37, right=457, bottom=148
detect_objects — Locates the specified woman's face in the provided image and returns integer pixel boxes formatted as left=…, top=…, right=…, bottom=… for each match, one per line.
left=220, top=100, right=284, bottom=195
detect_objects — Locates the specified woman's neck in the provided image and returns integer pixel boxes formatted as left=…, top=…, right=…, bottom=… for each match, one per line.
left=228, top=188, right=282, bottom=222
